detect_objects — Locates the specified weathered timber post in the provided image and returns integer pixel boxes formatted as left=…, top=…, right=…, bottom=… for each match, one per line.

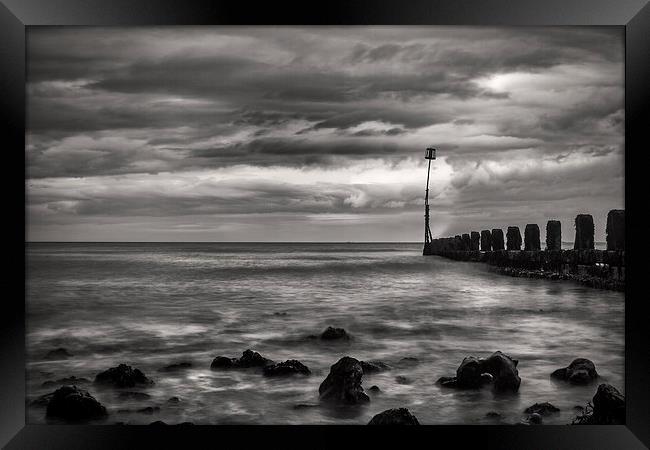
left=492, top=229, right=505, bottom=251
left=506, top=226, right=522, bottom=251
left=470, top=232, right=480, bottom=251
left=574, top=214, right=595, bottom=250
left=606, top=209, right=625, bottom=251
left=481, top=230, right=492, bottom=251
left=461, top=233, right=471, bottom=251
left=524, top=224, right=541, bottom=251
left=546, top=220, right=562, bottom=250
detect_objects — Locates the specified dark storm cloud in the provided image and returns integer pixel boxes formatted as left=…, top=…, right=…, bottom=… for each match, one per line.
left=26, top=26, right=624, bottom=241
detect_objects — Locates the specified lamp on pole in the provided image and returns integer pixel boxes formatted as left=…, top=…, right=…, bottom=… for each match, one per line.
left=424, top=147, right=436, bottom=250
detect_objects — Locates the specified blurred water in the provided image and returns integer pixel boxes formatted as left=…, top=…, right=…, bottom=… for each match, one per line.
left=26, top=242, right=623, bottom=425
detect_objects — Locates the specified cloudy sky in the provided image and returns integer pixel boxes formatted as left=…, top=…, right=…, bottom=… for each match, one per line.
left=26, top=26, right=624, bottom=242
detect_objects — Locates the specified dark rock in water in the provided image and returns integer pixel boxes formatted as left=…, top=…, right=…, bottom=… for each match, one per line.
left=369, top=385, right=381, bottom=393
left=525, top=402, right=560, bottom=416
left=44, top=348, right=73, bottom=360
left=42, top=376, right=90, bottom=388
left=368, top=408, right=420, bottom=425
left=435, top=376, right=457, bottom=388
left=167, top=396, right=181, bottom=404
left=46, top=385, right=108, bottom=421
left=273, top=311, right=288, bottom=316
left=94, top=364, right=154, bottom=388
left=456, top=356, right=484, bottom=388
left=321, top=327, right=350, bottom=341
left=551, top=358, right=598, bottom=384
left=574, top=214, right=595, bottom=250
left=470, top=231, right=480, bottom=251
left=319, top=356, right=369, bottom=404
left=360, top=360, right=391, bottom=374
left=524, top=224, right=541, bottom=251
left=293, top=403, right=320, bottom=410
left=117, top=391, right=151, bottom=401
left=158, top=362, right=192, bottom=372
left=528, top=413, right=543, bottom=424
left=149, top=421, right=167, bottom=426
left=263, top=359, right=311, bottom=377
left=592, top=384, right=625, bottom=424
left=481, top=230, right=492, bottom=251
left=506, top=226, right=522, bottom=251
left=210, top=350, right=274, bottom=370
left=606, top=209, right=625, bottom=251
left=492, top=229, right=505, bottom=251
left=395, top=376, right=411, bottom=385
left=136, top=406, right=160, bottom=414
left=480, top=351, right=521, bottom=392
left=396, top=357, right=419, bottom=368
left=485, top=411, right=502, bottom=419
left=546, top=220, right=562, bottom=251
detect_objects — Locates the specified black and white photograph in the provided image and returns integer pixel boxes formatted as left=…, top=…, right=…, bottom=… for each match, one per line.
left=25, top=25, right=626, bottom=426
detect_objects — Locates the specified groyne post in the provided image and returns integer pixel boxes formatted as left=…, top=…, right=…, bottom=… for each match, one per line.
left=574, top=214, right=595, bottom=250
left=470, top=231, right=480, bottom=251
left=506, top=226, right=522, bottom=251
left=606, top=209, right=625, bottom=251
left=462, top=233, right=471, bottom=251
left=492, top=229, right=504, bottom=251
left=524, top=224, right=541, bottom=251
left=480, top=230, right=492, bottom=251
left=546, top=220, right=561, bottom=250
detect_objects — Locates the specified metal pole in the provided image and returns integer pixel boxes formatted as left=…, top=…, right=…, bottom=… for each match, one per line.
left=425, top=158, right=432, bottom=244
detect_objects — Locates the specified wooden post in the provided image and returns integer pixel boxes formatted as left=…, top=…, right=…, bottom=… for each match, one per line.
left=506, top=226, right=522, bottom=251
left=606, top=210, right=625, bottom=251
left=546, top=220, right=562, bottom=250
left=574, top=214, right=595, bottom=250
left=481, top=230, right=492, bottom=251
left=524, top=224, right=541, bottom=251
left=492, top=229, right=505, bottom=251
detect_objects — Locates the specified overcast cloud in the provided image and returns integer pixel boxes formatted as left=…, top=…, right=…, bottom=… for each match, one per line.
left=26, top=26, right=624, bottom=242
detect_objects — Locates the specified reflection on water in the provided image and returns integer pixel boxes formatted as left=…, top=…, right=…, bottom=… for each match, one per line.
left=26, top=242, right=624, bottom=425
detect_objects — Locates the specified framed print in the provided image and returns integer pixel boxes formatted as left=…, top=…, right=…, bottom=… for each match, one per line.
left=1, top=0, right=649, bottom=448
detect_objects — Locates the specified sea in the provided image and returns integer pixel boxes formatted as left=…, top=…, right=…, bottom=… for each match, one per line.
left=26, top=242, right=624, bottom=425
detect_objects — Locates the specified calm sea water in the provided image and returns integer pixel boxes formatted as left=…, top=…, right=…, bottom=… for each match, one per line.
left=26, top=242, right=624, bottom=425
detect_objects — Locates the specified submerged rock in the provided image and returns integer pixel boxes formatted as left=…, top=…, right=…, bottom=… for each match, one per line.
left=136, top=406, right=160, bottom=414
left=117, top=391, right=151, bottom=401
left=158, top=362, right=192, bottom=372
left=42, top=376, right=90, bottom=388
left=45, top=385, right=108, bottom=421
left=319, top=356, right=369, bottom=404
left=94, top=364, right=154, bottom=388
left=394, top=376, right=412, bottom=385
left=320, top=327, right=350, bottom=341
left=435, top=376, right=458, bottom=388
left=210, top=350, right=274, bottom=371
left=551, top=358, right=598, bottom=384
left=149, top=421, right=167, bottom=426
left=396, top=357, right=419, bottom=368
left=263, top=360, right=311, bottom=377
left=44, top=348, right=73, bottom=360
left=437, top=351, right=520, bottom=393
left=524, top=402, right=560, bottom=416
left=369, top=385, right=381, bottom=393
left=360, top=360, right=391, bottom=374
left=368, top=408, right=420, bottom=425
left=167, top=396, right=181, bottom=404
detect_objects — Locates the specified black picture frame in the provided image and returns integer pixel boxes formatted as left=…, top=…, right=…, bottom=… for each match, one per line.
left=1, top=1, right=649, bottom=448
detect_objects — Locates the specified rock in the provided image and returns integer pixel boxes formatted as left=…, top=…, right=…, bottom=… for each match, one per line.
left=528, top=413, right=543, bottom=424
left=551, top=358, right=598, bottom=384
left=94, top=364, right=154, bottom=388
left=485, top=411, right=501, bottom=419
left=480, top=351, right=521, bottom=392
left=167, top=396, right=181, bottom=404
left=368, top=408, right=420, bottom=425
left=524, top=224, right=541, bottom=251
left=360, top=360, right=391, bottom=374
left=149, top=421, right=167, bottom=426
left=506, top=226, right=522, bottom=251
left=435, top=376, right=457, bottom=388
left=42, top=376, right=90, bottom=388
left=592, top=384, right=625, bottom=424
left=456, top=356, right=484, bottom=388
left=395, top=376, right=411, bottom=385
left=525, top=402, right=560, bottom=416
left=263, top=360, right=311, bottom=377
left=492, top=229, right=505, bottom=251
left=45, top=385, right=108, bottom=421
left=118, top=391, right=151, bottom=401
left=320, top=327, right=350, bottom=341
left=606, top=210, right=625, bottom=251
left=396, top=357, right=419, bottom=368
left=574, top=214, right=595, bottom=250
left=546, top=220, right=562, bottom=250
left=318, top=356, right=369, bottom=404
left=136, top=406, right=160, bottom=414
left=44, top=348, right=73, bottom=360
left=158, top=362, right=192, bottom=372
left=293, top=403, right=320, bottom=410
left=369, top=385, right=381, bottom=393
left=210, top=350, right=274, bottom=370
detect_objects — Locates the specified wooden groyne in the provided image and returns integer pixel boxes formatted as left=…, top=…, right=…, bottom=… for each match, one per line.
left=424, top=210, right=625, bottom=291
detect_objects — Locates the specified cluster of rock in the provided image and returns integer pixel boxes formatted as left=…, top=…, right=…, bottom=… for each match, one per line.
left=572, top=384, right=625, bottom=425
left=210, top=349, right=312, bottom=377
left=436, top=351, right=521, bottom=392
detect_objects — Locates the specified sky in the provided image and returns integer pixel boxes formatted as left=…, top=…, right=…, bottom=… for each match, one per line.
left=26, top=26, right=624, bottom=242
